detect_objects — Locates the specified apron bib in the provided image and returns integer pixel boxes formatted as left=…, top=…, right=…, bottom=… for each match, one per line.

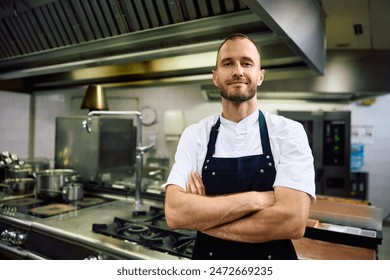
left=191, top=110, right=297, bottom=260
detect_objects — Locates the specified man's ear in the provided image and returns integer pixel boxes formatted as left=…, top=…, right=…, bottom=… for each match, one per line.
left=257, top=69, right=265, bottom=86
left=212, top=69, right=219, bottom=87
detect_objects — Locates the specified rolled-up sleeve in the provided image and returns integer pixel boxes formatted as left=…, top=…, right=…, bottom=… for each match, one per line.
left=272, top=120, right=316, bottom=202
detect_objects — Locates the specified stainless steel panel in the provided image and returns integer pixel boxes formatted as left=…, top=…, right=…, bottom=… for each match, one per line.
left=89, top=0, right=111, bottom=37
left=168, top=0, right=184, bottom=23
left=224, top=0, right=236, bottom=13
left=108, top=0, right=128, bottom=34
left=71, top=0, right=94, bottom=41
left=61, top=0, right=85, bottom=42
left=26, top=10, right=50, bottom=50
left=80, top=0, right=103, bottom=39
left=9, top=16, right=34, bottom=53
left=53, top=1, right=77, bottom=44
left=210, top=0, right=222, bottom=15
left=155, top=0, right=170, bottom=25
left=41, top=4, right=64, bottom=46
left=0, top=20, right=18, bottom=56
left=122, top=0, right=141, bottom=32
left=55, top=116, right=137, bottom=184
left=4, top=18, right=28, bottom=53
left=34, top=7, right=58, bottom=48
left=133, top=0, right=150, bottom=29
left=144, top=0, right=160, bottom=28
left=198, top=0, right=209, bottom=17
left=99, top=0, right=119, bottom=35
left=182, top=0, right=197, bottom=20
left=20, top=13, right=40, bottom=51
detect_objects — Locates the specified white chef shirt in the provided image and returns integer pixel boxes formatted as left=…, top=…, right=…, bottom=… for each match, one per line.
left=166, top=110, right=316, bottom=201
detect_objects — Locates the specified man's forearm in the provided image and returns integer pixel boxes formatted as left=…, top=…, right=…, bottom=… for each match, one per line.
left=165, top=185, right=274, bottom=231
left=202, top=187, right=311, bottom=243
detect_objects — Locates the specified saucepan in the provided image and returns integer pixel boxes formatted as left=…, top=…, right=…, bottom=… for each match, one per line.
left=34, top=169, right=79, bottom=199
left=62, top=182, right=84, bottom=203
left=0, top=178, right=35, bottom=195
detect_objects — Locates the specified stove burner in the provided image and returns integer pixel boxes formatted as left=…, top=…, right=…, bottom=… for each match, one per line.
left=125, top=223, right=150, bottom=234
left=92, top=210, right=196, bottom=259
left=140, top=231, right=165, bottom=246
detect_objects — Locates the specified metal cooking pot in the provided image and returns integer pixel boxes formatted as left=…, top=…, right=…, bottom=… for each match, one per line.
left=7, top=168, right=31, bottom=179
left=34, top=169, right=78, bottom=199
left=0, top=178, right=35, bottom=195
left=62, top=182, right=84, bottom=203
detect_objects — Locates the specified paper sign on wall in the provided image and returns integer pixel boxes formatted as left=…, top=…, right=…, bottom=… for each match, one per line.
left=351, top=125, right=375, bottom=145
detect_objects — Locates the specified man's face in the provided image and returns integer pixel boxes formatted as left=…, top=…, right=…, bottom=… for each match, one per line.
left=212, top=38, right=264, bottom=102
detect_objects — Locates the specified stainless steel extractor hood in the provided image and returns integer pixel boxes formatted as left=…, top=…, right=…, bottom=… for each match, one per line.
left=0, top=0, right=325, bottom=93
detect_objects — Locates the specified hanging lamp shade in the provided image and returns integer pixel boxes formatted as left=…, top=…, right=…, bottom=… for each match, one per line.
left=81, top=85, right=109, bottom=111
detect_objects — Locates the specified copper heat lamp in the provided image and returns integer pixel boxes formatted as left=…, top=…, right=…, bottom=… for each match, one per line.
left=81, top=85, right=109, bottom=111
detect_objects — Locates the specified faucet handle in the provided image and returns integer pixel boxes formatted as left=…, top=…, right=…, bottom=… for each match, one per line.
left=137, top=143, right=155, bottom=154
left=82, top=119, right=92, bottom=133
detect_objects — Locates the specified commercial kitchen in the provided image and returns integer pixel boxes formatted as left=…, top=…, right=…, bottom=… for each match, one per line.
left=0, top=0, right=389, bottom=260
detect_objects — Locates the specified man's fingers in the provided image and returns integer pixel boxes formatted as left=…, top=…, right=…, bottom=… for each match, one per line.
left=187, top=172, right=206, bottom=195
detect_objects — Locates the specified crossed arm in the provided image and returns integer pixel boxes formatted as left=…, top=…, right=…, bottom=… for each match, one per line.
left=164, top=172, right=311, bottom=243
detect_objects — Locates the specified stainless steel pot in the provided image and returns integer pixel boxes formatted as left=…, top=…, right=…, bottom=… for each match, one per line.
left=0, top=178, right=35, bottom=195
left=7, top=168, right=31, bottom=179
left=62, top=182, right=84, bottom=203
left=35, top=169, right=78, bottom=199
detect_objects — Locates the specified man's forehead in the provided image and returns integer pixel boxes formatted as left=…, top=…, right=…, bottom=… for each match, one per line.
left=218, top=39, right=260, bottom=62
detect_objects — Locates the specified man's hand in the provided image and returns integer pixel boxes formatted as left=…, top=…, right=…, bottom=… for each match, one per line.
left=186, top=172, right=206, bottom=196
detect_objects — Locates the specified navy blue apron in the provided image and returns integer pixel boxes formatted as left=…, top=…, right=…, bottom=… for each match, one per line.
left=191, top=110, right=297, bottom=260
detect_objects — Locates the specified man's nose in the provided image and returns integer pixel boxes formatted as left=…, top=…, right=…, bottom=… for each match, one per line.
left=232, top=63, right=244, bottom=76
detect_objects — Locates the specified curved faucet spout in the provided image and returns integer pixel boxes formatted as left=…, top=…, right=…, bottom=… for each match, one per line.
left=82, top=110, right=147, bottom=209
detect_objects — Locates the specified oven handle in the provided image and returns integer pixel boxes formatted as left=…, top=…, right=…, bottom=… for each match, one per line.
left=0, top=241, right=48, bottom=260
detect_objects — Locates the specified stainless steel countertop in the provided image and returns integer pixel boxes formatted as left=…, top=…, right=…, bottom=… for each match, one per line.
left=1, top=194, right=186, bottom=260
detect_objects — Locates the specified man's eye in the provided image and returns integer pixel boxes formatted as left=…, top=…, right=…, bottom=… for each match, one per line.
left=223, top=62, right=232, bottom=67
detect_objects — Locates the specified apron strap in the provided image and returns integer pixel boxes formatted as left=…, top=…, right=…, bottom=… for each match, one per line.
left=258, top=110, right=272, bottom=157
left=206, top=118, right=221, bottom=156
left=206, top=111, right=274, bottom=161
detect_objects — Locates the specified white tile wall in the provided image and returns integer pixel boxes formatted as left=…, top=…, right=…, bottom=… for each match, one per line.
left=1, top=87, right=390, bottom=217
left=0, top=91, right=31, bottom=158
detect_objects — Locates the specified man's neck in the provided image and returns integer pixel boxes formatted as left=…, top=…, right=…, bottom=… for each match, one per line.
left=221, top=98, right=258, bottom=123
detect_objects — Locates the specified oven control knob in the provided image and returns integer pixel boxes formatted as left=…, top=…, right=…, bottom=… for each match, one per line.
left=1, top=229, right=10, bottom=241
left=8, top=231, right=17, bottom=244
left=0, top=229, right=27, bottom=246
left=14, top=232, right=28, bottom=246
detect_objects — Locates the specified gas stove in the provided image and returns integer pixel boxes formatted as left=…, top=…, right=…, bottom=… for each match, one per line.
left=0, top=193, right=116, bottom=259
left=0, top=194, right=113, bottom=219
left=92, top=206, right=195, bottom=259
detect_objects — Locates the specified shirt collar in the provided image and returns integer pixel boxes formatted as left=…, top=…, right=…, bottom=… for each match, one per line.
left=220, top=110, right=259, bottom=128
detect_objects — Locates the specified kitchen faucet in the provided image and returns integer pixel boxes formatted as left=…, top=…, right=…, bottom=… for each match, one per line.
left=82, top=111, right=154, bottom=210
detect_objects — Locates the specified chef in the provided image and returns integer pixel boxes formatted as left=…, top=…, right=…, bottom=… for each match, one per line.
left=164, top=33, right=316, bottom=260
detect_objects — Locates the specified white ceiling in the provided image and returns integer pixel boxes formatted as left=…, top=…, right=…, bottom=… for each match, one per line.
left=322, top=0, right=390, bottom=50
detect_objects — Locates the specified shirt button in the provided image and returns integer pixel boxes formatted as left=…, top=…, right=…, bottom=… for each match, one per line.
left=206, top=159, right=209, bottom=163
left=266, top=155, right=270, bottom=159
left=209, top=252, right=213, bottom=257
left=212, top=172, right=216, bottom=175
left=204, top=166, right=208, bottom=169
left=260, top=169, right=264, bottom=173
left=268, top=255, right=272, bottom=260
left=268, top=162, right=272, bottom=166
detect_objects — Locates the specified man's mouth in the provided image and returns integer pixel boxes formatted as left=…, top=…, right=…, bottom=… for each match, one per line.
left=227, top=81, right=247, bottom=85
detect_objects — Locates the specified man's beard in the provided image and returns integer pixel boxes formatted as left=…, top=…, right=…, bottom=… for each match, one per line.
left=219, top=83, right=257, bottom=102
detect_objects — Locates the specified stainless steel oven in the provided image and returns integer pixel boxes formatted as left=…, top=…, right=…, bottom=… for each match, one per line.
left=277, top=111, right=351, bottom=198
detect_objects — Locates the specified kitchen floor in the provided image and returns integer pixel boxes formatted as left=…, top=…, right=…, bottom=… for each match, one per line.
left=379, top=217, right=390, bottom=259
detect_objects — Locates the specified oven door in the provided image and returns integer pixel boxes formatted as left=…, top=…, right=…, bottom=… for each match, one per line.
left=0, top=214, right=102, bottom=260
